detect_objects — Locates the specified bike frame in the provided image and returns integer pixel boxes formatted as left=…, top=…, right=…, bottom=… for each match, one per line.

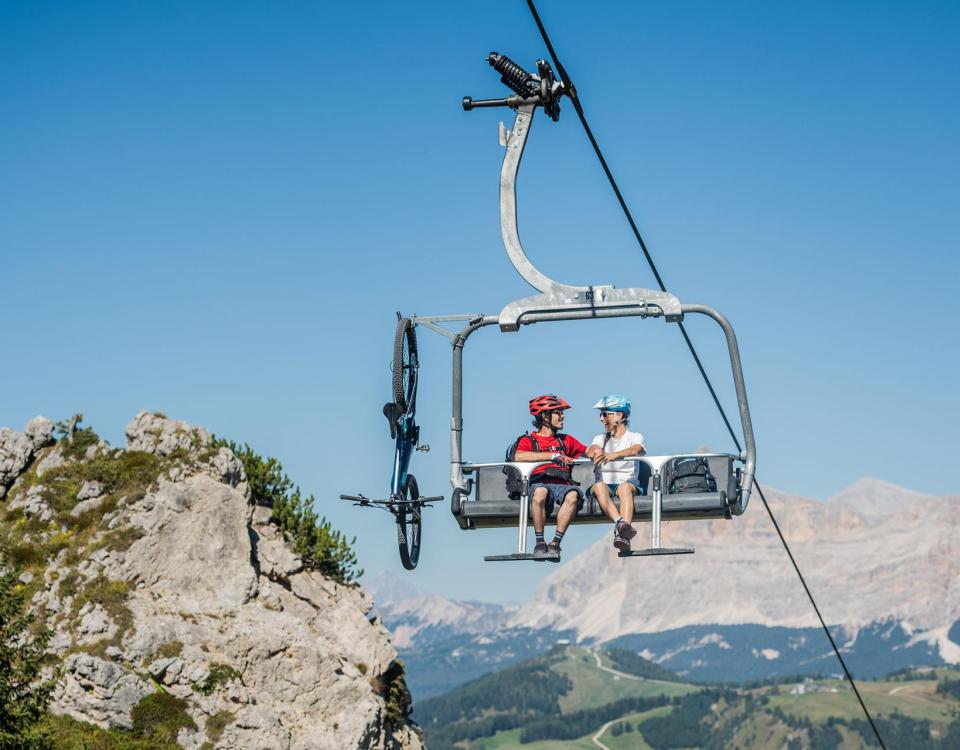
left=390, top=362, right=419, bottom=501
left=390, top=415, right=417, bottom=500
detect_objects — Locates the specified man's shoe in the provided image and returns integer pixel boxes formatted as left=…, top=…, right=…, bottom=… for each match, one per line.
left=532, top=541, right=549, bottom=560
left=613, top=531, right=630, bottom=552
left=546, top=541, right=562, bottom=562
left=616, top=520, right=637, bottom=541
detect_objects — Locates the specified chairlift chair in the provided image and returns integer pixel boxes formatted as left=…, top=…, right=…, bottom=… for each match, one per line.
left=342, top=53, right=756, bottom=568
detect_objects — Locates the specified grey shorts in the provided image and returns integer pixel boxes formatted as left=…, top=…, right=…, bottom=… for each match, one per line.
left=589, top=478, right=645, bottom=497
left=529, top=482, right=584, bottom=513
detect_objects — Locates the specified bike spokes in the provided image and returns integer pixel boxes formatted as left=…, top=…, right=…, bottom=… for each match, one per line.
left=396, top=507, right=422, bottom=570
left=397, top=474, right=423, bottom=569
left=392, top=317, right=418, bottom=413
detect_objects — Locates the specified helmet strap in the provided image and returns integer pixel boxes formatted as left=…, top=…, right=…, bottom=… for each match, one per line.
left=538, top=411, right=559, bottom=436
left=603, top=413, right=627, bottom=438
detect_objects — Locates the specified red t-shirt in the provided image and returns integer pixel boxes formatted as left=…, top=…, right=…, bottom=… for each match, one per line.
left=516, top=431, right=588, bottom=481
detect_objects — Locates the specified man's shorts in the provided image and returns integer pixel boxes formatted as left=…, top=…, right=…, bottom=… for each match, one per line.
left=588, top=478, right=646, bottom=497
left=529, top=482, right=584, bottom=513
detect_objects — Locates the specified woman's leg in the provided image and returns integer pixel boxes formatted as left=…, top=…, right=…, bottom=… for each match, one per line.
left=591, top=482, right=620, bottom=524
left=615, top=483, right=638, bottom=542
left=616, top=482, right=636, bottom=525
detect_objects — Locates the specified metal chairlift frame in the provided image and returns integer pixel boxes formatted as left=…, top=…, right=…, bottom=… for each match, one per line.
left=412, top=62, right=756, bottom=561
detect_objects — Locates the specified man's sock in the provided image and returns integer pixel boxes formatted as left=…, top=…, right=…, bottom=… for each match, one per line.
left=551, top=531, right=565, bottom=546
left=535, top=531, right=545, bottom=545
left=615, top=516, right=624, bottom=529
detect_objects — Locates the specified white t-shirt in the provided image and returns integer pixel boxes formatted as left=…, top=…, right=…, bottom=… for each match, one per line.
left=591, top=430, right=646, bottom=484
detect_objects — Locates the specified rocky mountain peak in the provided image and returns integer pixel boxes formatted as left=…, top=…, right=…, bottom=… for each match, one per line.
left=0, top=412, right=422, bottom=750
left=368, top=572, right=517, bottom=649
left=826, top=476, right=933, bottom=522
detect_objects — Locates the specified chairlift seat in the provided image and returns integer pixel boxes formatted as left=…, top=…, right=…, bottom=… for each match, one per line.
left=453, top=455, right=742, bottom=530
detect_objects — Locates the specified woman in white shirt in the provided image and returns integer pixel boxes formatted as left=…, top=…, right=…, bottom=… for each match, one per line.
left=589, top=395, right=646, bottom=552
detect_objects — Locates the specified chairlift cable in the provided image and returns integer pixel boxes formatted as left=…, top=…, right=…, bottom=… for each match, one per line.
left=523, top=3, right=888, bottom=747
left=525, top=0, right=743, bottom=453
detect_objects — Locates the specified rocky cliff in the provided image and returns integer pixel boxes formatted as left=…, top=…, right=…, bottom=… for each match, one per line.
left=0, top=413, right=422, bottom=750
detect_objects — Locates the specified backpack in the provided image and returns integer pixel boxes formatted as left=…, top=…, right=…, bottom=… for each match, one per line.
left=668, top=457, right=717, bottom=494
left=503, top=432, right=574, bottom=500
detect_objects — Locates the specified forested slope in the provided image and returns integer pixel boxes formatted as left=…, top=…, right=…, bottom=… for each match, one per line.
left=418, top=645, right=960, bottom=750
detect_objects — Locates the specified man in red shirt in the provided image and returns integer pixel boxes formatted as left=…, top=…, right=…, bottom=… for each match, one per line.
left=514, top=394, right=602, bottom=560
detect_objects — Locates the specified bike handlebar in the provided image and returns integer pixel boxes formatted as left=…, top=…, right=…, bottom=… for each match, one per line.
left=340, top=492, right=443, bottom=504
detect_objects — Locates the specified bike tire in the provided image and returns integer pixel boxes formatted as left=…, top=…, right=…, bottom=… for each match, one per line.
left=392, top=317, right=418, bottom=412
left=396, top=474, right=422, bottom=570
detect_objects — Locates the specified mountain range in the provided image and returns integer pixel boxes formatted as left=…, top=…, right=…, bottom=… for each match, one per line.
left=371, top=478, right=960, bottom=698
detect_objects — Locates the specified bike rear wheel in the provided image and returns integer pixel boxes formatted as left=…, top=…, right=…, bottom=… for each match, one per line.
left=392, top=317, right=418, bottom=412
left=396, top=474, right=423, bottom=570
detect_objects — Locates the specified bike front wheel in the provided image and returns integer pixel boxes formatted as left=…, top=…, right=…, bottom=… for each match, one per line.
left=396, top=474, right=423, bottom=570
left=392, top=317, right=418, bottom=413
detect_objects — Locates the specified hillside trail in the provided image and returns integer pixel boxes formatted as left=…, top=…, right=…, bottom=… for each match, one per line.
left=588, top=647, right=677, bottom=687
left=590, top=648, right=641, bottom=681
left=592, top=719, right=615, bottom=750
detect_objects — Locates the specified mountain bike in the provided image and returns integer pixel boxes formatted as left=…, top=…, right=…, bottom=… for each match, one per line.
left=340, top=315, right=441, bottom=570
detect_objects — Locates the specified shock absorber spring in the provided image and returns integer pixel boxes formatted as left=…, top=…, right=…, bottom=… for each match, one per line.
left=487, top=52, right=538, bottom=97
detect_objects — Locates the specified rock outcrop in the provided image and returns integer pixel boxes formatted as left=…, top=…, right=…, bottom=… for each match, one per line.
left=0, top=413, right=421, bottom=750
left=0, top=416, right=53, bottom=498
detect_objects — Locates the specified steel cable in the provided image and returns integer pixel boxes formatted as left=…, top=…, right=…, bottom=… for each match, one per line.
left=523, top=1, right=888, bottom=747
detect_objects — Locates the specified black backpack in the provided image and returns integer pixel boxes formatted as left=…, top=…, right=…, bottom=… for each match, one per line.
left=668, top=457, right=717, bottom=494
left=503, top=432, right=574, bottom=499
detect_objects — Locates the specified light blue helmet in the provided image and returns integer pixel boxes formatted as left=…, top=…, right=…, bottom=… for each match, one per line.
left=592, top=394, right=631, bottom=414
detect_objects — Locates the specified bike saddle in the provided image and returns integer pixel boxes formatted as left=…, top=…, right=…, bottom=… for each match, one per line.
left=383, top=402, right=403, bottom=439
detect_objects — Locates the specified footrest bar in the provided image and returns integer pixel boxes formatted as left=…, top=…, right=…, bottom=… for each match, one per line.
left=619, top=547, right=695, bottom=558
left=484, top=551, right=560, bottom=562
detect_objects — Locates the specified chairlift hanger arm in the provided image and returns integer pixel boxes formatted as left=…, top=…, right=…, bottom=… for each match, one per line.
left=463, top=53, right=682, bottom=332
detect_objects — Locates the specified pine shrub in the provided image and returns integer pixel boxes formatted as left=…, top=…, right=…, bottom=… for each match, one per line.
left=215, top=439, right=362, bottom=583
left=0, top=550, right=58, bottom=749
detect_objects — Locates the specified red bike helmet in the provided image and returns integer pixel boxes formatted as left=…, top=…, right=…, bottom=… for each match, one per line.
left=529, top=394, right=572, bottom=416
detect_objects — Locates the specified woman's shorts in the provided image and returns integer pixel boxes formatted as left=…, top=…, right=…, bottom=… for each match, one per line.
left=588, top=478, right=645, bottom=497
left=529, top=482, right=584, bottom=513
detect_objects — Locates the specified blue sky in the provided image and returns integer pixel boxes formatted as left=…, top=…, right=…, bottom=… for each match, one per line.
left=2, top=1, right=958, bottom=603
